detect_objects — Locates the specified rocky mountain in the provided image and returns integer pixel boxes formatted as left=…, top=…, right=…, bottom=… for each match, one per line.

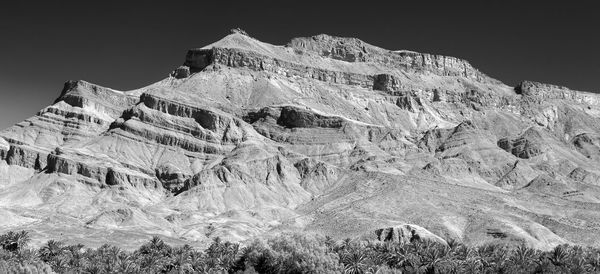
left=2, top=30, right=600, bottom=250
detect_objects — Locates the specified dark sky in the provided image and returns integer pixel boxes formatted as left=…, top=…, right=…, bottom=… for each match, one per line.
left=1, top=1, right=599, bottom=130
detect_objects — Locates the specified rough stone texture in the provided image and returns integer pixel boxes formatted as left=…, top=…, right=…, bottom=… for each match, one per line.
left=2, top=33, right=600, bottom=250
left=171, top=66, right=191, bottom=79
left=498, top=128, right=546, bottom=159
left=288, top=34, right=499, bottom=84
left=517, top=80, right=600, bottom=105
left=373, top=225, right=447, bottom=245
left=569, top=167, right=600, bottom=185
left=572, top=133, right=600, bottom=160
left=373, top=74, right=401, bottom=92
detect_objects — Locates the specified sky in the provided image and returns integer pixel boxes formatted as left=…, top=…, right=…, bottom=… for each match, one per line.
left=0, top=1, right=599, bottom=130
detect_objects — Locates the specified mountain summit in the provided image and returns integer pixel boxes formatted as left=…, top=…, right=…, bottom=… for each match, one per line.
left=2, top=31, right=600, bottom=249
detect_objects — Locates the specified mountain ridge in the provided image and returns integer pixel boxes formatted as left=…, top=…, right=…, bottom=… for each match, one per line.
left=2, top=31, right=600, bottom=250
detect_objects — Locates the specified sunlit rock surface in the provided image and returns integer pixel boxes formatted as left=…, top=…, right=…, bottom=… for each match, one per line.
left=2, top=31, right=600, bottom=250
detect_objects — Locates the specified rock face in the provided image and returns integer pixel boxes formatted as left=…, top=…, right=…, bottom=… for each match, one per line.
left=372, top=225, right=447, bottom=245
left=498, top=128, right=546, bottom=159
left=2, top=31, right=600, bottom=250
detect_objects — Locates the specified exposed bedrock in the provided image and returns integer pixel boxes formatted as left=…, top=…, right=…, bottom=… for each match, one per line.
left=5, top=32, right=600, bottom=249
left=373, top=74, right=512, bottom=109
left=155, top=164, right=190, bottom=191
left=3, top=145, right=48, bottom=171
left=516, top=80, right=600, bottom=105
left=571, top=133, right=600, bottom=160
left=0, top=102, right=114, bottom=149
left=208, top=47, right=375, bottom=88
left=110, top=118, right=229, bottom=156
left=373, top=74, right=401, bottom=92
left=495, top=161, right=539, bottom=190
left=569, top=167, right=600, bottom=185
left=174, top=144, right=311, bottom=212
left=184, top=49, right=213, bottom=71
left=30, top=90, right=256, bottom=191
left=139, top=93, right=235, bottom=133
left=289, top=34, right=371, bottom=62
left=243, top=106, right=358, bottom=156
left=498, top=128, right=546, bottom=159
left=288, top=34, right=498, bottom=84
left=522, top=174, right=577, bottom=197
left=46, top=153, right=160, bottom=189
left=0, top=80, right=138, bottom=165
left=418, top=120, right=484, bottom=153
left=417, top=120, right=528, bottom=187
left=372, top=225, right=447, bottom=245
left=55, top=80, right=138, bottom=116
left=186, top=43, right=501, bottom=96
left=277, top=106, right=345, bottom=128
left=109, top=94, right=248, bottom=157
left=0, top=138, right=8, bottom=159
left=294, top=158, right=339, bottom=194
left=171, top=66, right=191, bottom=79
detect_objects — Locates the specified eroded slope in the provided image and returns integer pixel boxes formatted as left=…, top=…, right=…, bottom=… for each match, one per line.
left=2, top=31, right=600, bottom=250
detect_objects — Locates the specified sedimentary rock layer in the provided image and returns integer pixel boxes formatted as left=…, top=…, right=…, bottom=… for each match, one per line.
left=2, top=31, right=600, bottom=250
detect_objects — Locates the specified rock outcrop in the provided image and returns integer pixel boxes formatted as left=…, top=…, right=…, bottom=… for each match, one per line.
left=498, top=128, right=546, bottom=159
left=2, top=32, right=600, bottom=250
left=517, top=81, right=600, bottom=105
left=373, top=225, right=447, bottom=245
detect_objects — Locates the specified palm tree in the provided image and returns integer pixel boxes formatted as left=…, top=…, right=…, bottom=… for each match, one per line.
left=138, top=254, right=161, bottom=272
left=15, top=248, right=38, bottom=263
left=585, top=250, right=600, bottom=272
left=569, top=256, right=589, bottom=274
left=342, top=249, right=368, bottom=274
left=461, top=257, right=484, bottom=274
left=488, top=244, right=511, bottom=272
left=63, top=244, right=85, bottom=271
left=99, top=245, right=123, bottom=273
left=509, top=244, right=538, bottom=273
left=189, top=250, right=208, bottom=272
left=0, top=230, right=30, bottom=252
left=386, top=245, right=409, bottom=269
left=421, top=245, right=447, bottom=273
left=451, top=244, right=471, bottom=261
left=115, top=255, right=140, bottom=274
left=83, top=264, right=102, bottom=274
left=338, top=238, right=353, bottom=252
left=14, top=231, right=30, bottom=252
left=439, top=259, right=462, bottom=274
left=324, top=236, right=336, bottom=252
left=171, top=245, right=193, bottom=273
left=548, top=245, right=571, bottom=268
left=204, top=238, right=240, bottom=272
left=39, top=239, right=65, bottom=262
left=367, top=247, right=388, bottom=268
left=53, top=255, right=71, bottom=273
left=405, top=253, right=429, bottom=273
left=445, top=238, right=463, bottom=251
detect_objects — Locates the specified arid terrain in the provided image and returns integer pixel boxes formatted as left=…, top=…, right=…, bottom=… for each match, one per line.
left=2, top=29, right=600, bottom=250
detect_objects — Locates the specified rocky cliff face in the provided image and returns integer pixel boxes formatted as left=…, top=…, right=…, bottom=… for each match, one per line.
left=2, top=31, right=600, bottom=250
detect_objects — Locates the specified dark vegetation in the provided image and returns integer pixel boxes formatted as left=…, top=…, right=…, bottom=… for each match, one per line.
left=1, top=230, right=600, bottom=273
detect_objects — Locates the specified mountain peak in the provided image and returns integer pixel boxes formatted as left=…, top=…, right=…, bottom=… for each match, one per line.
left=184, top=32, right=503, bottom=88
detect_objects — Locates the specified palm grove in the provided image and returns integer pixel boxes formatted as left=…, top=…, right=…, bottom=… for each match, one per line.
left=2, top=230, right=600, bottom=273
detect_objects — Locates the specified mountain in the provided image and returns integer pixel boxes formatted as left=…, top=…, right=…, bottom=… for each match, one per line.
left=2, top=29, right=600, bottom=250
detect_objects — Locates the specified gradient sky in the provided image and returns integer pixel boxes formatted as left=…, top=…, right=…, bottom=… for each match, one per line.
left=1, top=1, right=599, bottom=130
